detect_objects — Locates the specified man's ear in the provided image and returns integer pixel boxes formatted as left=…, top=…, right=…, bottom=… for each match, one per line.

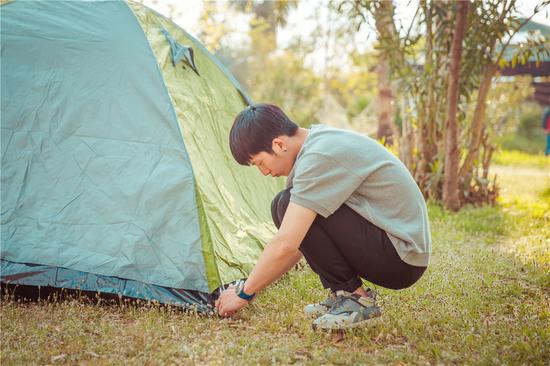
left=272, top=137, right=288, bottom=153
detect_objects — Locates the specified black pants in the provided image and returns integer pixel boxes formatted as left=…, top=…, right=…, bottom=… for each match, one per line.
left=271, top=188, right=426, bottom=292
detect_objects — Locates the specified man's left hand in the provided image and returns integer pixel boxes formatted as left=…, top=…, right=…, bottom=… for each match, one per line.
left=215, top=287, right=249, bottom=317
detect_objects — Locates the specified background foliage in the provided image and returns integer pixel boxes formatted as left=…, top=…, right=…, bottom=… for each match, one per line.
left=183, top=0, right=549, bottom=210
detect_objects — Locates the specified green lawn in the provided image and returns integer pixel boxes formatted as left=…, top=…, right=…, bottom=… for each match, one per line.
left=493, top=149, right=548, bottom=169
left=2, top=162, right=549, bottom=365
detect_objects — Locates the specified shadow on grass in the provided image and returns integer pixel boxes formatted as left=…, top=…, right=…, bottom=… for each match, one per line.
left=369, top=199, right=550, bottom=364
left=428, top=201, right=507, bottom=244
left=0, top=283, right=216, bottom=318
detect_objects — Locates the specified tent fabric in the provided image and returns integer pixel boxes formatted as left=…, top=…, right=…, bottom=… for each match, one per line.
left=129, top=3, right=284, bottom=289
left=1, top=0, right=208, bottom=291
left=1, top=259, right=212, bottom=312
left=1, top=0, right=281, bottom=306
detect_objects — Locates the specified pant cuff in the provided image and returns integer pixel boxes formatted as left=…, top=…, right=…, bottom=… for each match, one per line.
left=326, top=277, right=362, bottom=293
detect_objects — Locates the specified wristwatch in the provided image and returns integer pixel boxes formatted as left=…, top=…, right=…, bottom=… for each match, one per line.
left=235, top=280, right=255, bottom=301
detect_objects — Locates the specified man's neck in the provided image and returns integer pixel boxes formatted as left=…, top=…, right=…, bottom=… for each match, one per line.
left=289, top=128, right=309, bottom=159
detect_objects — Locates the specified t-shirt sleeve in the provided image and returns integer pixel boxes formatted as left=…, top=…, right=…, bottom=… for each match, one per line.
left=290, top=152, right=363, bottom=218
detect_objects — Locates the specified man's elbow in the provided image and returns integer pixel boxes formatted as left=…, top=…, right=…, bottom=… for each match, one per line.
left=273, top=235, right=300, bottom=258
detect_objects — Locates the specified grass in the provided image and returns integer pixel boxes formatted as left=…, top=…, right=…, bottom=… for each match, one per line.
left=496, top=133, right=546, bottom=155
left=2, top=163, right=549, bottom=365
left=492, top=149, right=548, bottom=169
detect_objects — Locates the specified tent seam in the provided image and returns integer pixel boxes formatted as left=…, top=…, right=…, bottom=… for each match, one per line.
left=123, top=0, right=216, bottom=293
left=125, top=0, right=253, bottom=106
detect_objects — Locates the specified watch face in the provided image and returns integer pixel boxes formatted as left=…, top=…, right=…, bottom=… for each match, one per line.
left=234, top=280, right=254, bottom=300
left=234, top=279, right=245, bottom=294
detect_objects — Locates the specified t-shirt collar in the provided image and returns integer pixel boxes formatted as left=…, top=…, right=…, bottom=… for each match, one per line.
left=286, top=125, right=320, bottom=187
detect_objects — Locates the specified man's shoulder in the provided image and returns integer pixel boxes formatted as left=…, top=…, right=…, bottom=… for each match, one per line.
left=305, top=124, right=384, bottom=158
left=308, top=124, right=371, bottom=140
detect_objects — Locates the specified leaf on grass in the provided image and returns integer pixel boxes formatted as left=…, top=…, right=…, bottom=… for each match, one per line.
left=51, top=354, right=67, bottom=362
left=292, top=349, right=312, bottom=361
left=332, top=330, right=345, bottom=344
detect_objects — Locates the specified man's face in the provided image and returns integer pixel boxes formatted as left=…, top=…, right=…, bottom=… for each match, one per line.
left=249, top=150, right=292, bottom=178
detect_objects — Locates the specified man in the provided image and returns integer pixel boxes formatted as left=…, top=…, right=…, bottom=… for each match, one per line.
left=215, top=103, right=431, bottom=330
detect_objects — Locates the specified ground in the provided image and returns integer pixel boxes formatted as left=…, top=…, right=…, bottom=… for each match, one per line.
left=1, top=158, right=549, bottom=365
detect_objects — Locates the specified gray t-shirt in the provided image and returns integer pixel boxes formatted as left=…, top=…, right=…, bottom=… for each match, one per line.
left=287, top=124, right=431, bottom=267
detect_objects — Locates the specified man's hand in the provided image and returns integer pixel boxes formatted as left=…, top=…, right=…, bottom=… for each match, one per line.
left=214, top=203, right=314, bottom=318
left=215, top=287, right=249, bottom=317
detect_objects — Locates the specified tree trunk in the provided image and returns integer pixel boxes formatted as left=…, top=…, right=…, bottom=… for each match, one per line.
left=376, top=61, right=395, bottom=145
left=418, top=0, right=435, bottom=185
left=399, top=96, right=414, bottom=170
left=458, top=64, right=497, bottom=182
left=373, top=1, right=398, bottom=146
left=442, top=0, right=469, bottom=211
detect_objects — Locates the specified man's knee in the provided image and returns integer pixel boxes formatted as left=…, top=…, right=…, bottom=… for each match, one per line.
left=271, top=188, right=292, bottom=228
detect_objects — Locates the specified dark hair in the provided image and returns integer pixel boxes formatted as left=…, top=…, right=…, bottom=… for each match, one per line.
left=229, top=103, right=298, bottom=165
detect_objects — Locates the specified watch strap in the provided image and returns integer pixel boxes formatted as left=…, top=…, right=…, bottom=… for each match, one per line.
left=235, top=281, right=255, bottom=301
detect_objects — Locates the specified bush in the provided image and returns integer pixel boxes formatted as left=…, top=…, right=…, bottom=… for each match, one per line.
left=496, top=102, right=546, bottom=154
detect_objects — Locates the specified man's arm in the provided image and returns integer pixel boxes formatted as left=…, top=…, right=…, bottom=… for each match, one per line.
left=216, top=202, right=317, bottom=316
left=244, top=202, right=316, bottom=293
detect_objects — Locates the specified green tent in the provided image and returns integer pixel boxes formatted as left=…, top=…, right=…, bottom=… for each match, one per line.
left=1, top=0, right=282, bottom=310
